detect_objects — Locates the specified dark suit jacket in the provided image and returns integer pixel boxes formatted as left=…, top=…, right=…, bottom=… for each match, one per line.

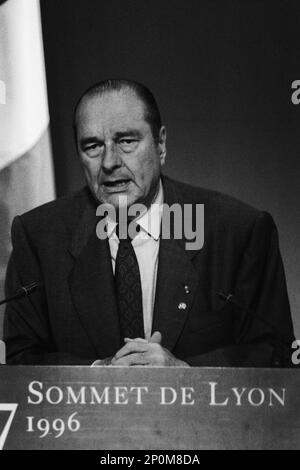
left=3, top=176, right=295, bottom=366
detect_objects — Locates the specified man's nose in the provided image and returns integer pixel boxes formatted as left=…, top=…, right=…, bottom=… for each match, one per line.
left=101, top=144, right=122, bottom=172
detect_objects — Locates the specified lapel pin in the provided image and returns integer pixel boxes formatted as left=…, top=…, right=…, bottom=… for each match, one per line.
left=178, top=302, right=187, bottom=310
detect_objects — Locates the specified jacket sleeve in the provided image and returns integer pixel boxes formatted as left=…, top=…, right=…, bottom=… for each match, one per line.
left=184, top=211, right=295, bottom=367
left=3, top=216, right=94, bottom=365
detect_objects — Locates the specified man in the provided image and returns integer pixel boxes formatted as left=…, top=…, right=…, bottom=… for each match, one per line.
left=3, top=79, right=295, bottom=366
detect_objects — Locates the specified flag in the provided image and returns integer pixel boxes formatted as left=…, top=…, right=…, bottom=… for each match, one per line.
left=0, top=0, right=55, bottom=338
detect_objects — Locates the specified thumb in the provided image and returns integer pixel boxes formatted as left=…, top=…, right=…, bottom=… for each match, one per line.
left=149, top=331, right=162, bottom=344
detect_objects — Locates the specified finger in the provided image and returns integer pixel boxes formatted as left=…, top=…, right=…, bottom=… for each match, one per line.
left=149, top=331, right=162, bottom=344
left=112, top=352, right=149, bottom=366
left=124, top=337, right=148, bottom=343
left=114, top=341, right=149, bottom=359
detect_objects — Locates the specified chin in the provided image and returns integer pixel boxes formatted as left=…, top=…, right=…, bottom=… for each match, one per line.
left=98, top=193, right=134, bottom=210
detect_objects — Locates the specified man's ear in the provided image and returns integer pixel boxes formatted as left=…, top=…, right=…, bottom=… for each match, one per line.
left=158, top=126, right=167, bottom=166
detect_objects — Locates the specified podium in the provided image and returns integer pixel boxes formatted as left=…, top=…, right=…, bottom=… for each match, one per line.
left=0, top=366, right=299, bottom=450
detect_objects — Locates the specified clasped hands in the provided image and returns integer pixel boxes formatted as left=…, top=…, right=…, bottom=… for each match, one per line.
left=98, top=331, right=189, bottom=367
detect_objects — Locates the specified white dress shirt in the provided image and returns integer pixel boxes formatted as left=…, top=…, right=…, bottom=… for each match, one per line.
left=106, top=180, right=163, bottom=340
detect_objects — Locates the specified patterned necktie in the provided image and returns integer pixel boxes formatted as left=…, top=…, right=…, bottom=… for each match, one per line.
left=114, top=225, right=144, bottom=340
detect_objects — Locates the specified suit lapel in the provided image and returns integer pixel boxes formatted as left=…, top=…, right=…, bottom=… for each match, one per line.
left=152, top=176, right=202, bottom=351
left=68, top=198, right=121, bottom=358
left=152, top=236, right=199, bottom=351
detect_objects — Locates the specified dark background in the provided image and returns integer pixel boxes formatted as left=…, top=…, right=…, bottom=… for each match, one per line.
left=40, top=0, right=300, bottom=335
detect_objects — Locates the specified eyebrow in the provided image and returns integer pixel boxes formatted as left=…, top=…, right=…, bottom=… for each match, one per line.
left=114, top=130, right=143, bottom=139
left=79, top=130, right=143, bottom=147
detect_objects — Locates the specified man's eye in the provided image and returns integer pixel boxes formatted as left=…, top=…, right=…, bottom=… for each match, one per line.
left=120, top=139, right=135, bottom=144
left=86, top=144, right=99, bottom=150
left=119, top=139, right=138, bottom=150
left=84, top=144, right=102, bottom=156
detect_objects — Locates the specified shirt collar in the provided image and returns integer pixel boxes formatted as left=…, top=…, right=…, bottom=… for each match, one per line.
left=106, top=179, right=163, bottom=241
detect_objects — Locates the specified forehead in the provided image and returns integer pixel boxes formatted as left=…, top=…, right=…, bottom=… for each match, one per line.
left=76, top=89, right=148, bottom=134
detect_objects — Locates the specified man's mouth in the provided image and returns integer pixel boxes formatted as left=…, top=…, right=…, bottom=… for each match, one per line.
left=102, top=178, right=131, bottom=191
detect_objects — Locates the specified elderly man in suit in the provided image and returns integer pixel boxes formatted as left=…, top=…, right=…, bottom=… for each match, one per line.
left=3, top=79, right=295, bottom=366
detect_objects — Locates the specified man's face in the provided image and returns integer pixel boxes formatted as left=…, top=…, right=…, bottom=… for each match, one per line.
left=76, top=89, right=166, bottom=211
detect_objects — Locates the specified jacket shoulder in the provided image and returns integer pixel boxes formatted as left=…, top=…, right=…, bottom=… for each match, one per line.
left=16, top=187, right=94, bottom=235
left=164, top=176, right=268, bottom=228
